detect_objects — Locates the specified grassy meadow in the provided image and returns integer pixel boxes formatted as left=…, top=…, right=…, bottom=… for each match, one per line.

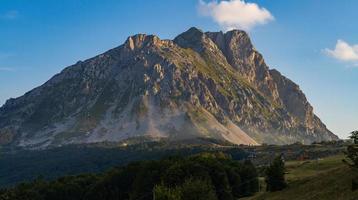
left=244, top=154, right=358, bottom=200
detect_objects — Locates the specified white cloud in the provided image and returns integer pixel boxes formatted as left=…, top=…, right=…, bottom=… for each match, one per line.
left=198, top=0, right=274, bottom=31
left=324, top=40, right=358, bottom=63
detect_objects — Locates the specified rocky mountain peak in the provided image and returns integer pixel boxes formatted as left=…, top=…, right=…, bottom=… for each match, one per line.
left=174, top=27, right=218, bottom=53
left=125, top=34, right=161, bottom=50
left=0, top=27, right=338, bottom=149
left=206, top=29, right=253, bottom=59
left=175, top=27, right=205, bottom=41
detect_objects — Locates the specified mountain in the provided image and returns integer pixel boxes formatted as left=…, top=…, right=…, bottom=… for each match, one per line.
left=0, top=27, right=338, bottom=148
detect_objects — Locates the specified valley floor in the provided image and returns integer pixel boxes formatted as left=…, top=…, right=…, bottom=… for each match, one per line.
left=244, top=155, right=358, bottom=200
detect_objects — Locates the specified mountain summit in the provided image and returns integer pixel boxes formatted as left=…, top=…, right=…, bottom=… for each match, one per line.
left=0, top=27, right=338, bottom=148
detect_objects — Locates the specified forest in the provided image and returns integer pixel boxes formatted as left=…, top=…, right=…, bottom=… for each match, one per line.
left=0, top=152, right=259, bottom=200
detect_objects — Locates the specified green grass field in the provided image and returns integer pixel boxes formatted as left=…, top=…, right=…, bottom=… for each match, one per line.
left=244, top=155, right=358, bottom=200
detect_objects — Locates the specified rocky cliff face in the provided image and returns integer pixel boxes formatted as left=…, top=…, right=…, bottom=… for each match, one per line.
left=0, top=27, right=338, bottom=148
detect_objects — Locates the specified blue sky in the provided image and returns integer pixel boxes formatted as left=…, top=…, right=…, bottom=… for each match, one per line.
left=0, top=0, right=357, bottom=139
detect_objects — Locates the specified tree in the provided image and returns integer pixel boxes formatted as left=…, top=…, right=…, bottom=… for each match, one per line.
left=225, top=168, right=241, bottom=198
left=0, top=152, right=259, bottom=199
left=344, top=130, right=358, bottom=190
left=153, top=179, right=217, bottom=200
left=237, top=160, right=259, bottom=197
left=344, top=130, right=358, bottom=168
left=349, top=131, right=358, bottom=144
left=179, top=179, right=217, bottom=200
left=265, top=155, right=287, bottom=192
left=153, top=184, right=181, bottom=200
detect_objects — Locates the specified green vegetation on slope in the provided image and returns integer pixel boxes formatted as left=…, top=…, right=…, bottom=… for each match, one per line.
left=244, top=155, right=358, bottom=200
left=0, top=140, right=346, bottom=189
left=0, top=139, right=249, bottom=188
left=0, top=153, right=259, bottom=200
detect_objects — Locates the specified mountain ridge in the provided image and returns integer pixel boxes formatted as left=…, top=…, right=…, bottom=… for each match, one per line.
left=0, top=27, right=338, bottom=148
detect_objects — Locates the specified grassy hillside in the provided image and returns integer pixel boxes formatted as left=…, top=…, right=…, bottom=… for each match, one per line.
left=245, top=155, right=358, bottom=200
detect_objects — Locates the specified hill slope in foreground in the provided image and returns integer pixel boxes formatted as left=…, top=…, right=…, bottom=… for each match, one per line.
left=245, top=155, right=358, bottom=200
left=0, top=27, right=337, bottom=148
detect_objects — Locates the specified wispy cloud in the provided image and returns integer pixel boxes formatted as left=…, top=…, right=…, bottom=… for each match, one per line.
left=0, top=52, right=16, bottom=71
left=324, top=40, right=358, bottom=64
left=0, top=52, right=13, bottom=60
left=198, top=0, right=274, bottom=31
left=1, top=10, right=19, bottom=20
left=0, top=67, right=15, bottom=72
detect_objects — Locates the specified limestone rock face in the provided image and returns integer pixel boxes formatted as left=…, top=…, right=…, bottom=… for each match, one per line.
left=0, top=27, right=338, bottom=148
left=206, top=30, right=280, bottom=104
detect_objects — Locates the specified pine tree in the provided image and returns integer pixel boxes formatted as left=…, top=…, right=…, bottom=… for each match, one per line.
left=344, top=130, right=358, bottom=190
left=344, top=131, right=358, bottom=168
left=265, top=155, right=287, bottom=192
